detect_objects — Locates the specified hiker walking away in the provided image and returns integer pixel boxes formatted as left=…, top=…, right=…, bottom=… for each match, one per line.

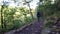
left=37, top=11, right=41, bottom=22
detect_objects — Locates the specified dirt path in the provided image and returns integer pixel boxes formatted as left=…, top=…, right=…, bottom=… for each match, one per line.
left=13, top=20, right=43, bottom=34
left=5, top=19, right=43, bottom=34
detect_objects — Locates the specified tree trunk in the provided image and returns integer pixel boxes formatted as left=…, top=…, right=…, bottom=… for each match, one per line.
left=1, top=5, right=5, bottom=34
left=1, top=5, right=4, bottom=29
left=27, top=3, right=34, bottom=19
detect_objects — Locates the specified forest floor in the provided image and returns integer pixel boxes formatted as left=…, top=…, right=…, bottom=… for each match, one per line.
left=4, top=19, right=43, bottom=34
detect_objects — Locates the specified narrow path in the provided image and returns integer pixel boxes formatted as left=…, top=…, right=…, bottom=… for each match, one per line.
left=14, top=20, right=43, bottom=34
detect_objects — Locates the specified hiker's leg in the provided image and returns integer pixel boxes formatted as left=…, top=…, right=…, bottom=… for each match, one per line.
left=37, top=17, right=40, bottom=22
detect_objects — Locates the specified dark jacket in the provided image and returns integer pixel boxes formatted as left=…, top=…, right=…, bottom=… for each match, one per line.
left=37, top=11, right=41, bottom=17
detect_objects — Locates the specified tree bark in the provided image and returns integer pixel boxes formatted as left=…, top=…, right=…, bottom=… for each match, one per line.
left=1, top=5, right=4, bottom=29
left=28, top=3, right=34, bottom=19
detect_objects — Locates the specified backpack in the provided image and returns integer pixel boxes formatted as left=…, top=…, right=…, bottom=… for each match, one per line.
left=37, top=11, right=41, bottom=17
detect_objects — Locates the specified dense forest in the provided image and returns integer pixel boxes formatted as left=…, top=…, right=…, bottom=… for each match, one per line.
left=0, top=0, right=60, bottom=34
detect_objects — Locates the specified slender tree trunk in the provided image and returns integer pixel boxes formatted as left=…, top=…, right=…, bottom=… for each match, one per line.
left=1, top=5, right=4, bottom=29
left=27, top=3, right=34, bottom=19
left=1, top=5, right=4, bottom=34
left=24, top=0, right=34, bottom=20
left=1, top=5, right=7, bottom=30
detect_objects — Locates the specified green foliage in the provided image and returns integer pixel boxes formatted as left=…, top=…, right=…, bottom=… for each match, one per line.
left=45, top=20, right=54, bottom=27
left=0, top=5, right=35, bottom=33
left=36, top=0, right=60, bottom=29
left=0, top=0, right=60, bottom=33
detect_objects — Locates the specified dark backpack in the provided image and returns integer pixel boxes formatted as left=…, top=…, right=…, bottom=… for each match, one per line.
left=37, top=11, right=41, bottom=17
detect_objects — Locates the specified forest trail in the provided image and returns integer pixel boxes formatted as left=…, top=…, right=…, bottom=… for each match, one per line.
left=5, top=19, right=43, bottom=34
